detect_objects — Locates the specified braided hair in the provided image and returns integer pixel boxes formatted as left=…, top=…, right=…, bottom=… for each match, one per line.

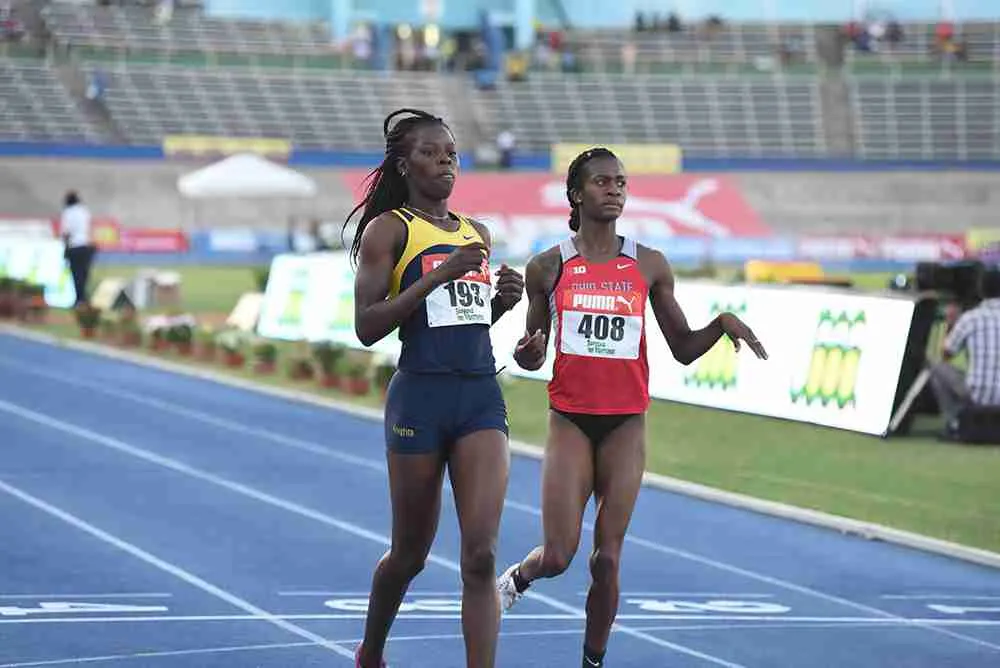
left=565, top=147, right=618, bottom=231
left=343, top=108, right=453, bottom=262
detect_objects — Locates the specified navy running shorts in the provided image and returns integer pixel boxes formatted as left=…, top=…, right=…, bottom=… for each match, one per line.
left=384, top=370, right=509, bottom=454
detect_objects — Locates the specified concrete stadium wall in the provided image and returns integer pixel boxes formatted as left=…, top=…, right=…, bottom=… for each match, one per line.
left=0, top=147, right=997, bottom=235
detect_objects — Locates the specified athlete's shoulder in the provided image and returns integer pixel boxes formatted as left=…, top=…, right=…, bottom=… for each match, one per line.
left=360, top=210, right=407, bottom=244
left=524, top=245, right=562, bottom=293
left=461, top=215, right=493, bottom=246
left=635, top=242, right=670, bottom=268
left=635, top=243, right=673, bottom=285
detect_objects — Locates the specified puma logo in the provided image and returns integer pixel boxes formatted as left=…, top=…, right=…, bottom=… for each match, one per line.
left=615, top=295, right=638, bottom=313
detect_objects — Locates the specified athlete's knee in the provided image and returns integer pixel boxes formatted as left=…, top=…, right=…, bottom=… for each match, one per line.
left=589, top=546, right=622, bottom=583
left=460, top=540, right=497, bottom=585
left=385, top=548, right=428, bottom=582
left=539, top=543, right=575, bottom=577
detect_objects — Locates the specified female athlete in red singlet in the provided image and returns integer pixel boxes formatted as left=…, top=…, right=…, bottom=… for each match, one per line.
left=497, top=148, right=768, bottom=668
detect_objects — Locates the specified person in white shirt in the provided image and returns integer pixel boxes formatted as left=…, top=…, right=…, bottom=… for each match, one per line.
left=60, top=191, right=96, bottom=306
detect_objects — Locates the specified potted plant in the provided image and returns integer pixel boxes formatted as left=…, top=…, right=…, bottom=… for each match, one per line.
left=0, top=277, right=14, bottom=318
left=118, top=318, right=142, bottom=347
left=74, top=302, right=101, bottom=338
left=285, top=354, right=313, bottom=381
left=252, top=340, right=278, bottom=374
left=22, top=283, right=47, bottom=323
left=344, top=357, right=371, bottom=396
left=215, top=329, right=246, bottom=368
left=99, top=311, right=118, bottom=342
left=168, top=323, right=194, bottom=356
left=312, top=341, right=347, bottom=388
left=147, top=325, right=170, bottom=351
left=196, top=325, right=217, bottom=361
left=8, top=279, right=28, bottom=320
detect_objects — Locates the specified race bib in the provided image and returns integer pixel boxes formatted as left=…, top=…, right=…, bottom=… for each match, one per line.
left=422, top=254, right=492, bottom=328
left=560, top=290, right=643, bottom=359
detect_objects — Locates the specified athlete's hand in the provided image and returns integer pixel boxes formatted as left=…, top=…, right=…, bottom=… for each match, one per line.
left=494, top=264, right=524, bottom=310
left=434, top=242, right=489, bottom=284
left=514, top=329, right=547, bottom=370
left=719, top=313, right=768, bottom=360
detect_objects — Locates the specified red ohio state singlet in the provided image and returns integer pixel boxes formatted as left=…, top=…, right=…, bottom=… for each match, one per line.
left=548, top=237, right=650, bottom=415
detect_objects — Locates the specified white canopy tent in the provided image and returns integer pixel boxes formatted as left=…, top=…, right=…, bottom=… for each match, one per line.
left=174, top=153, right=323, bottom=247
left=177, top=152, right=318, bottom=200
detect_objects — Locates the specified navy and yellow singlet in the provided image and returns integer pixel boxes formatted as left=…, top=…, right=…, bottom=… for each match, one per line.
left=388, top=207, right=497, bottom=376
left=383, top=207, right=508, bottom=453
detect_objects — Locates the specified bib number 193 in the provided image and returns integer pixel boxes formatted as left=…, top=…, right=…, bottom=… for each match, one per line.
left=444, top=281, right=486, bottom=308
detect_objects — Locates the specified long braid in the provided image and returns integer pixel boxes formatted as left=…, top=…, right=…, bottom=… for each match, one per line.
left=343, top=108, right=452, bottom=262
left=565, top=147, right=617, bottom=231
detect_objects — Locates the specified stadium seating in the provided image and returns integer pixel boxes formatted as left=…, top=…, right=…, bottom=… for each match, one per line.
left=0, top=58, right=104, bottom=143
left=849, top=75, right=1000, bottom=160
left=469, top=72, right=826, bottom=156
left=88, top=63, right=457, bottom=150
left=42, top=2, right=332, bottom=58
left=570, top=23, right=819, bottom=74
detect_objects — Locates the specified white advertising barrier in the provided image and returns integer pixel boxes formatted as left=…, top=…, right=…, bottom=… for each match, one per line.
left=257, top=252, right=916, bottom=436
left=0, top=239, right=76, bottom=308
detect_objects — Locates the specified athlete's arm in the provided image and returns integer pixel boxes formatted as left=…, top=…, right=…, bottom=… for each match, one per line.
left=645, top=248, right=767, bottom=364
left=354, top=212, right=485, bottom=346
left=469, top=219, right=524, bottom=324
left=513, top=250, right=557, bottom=370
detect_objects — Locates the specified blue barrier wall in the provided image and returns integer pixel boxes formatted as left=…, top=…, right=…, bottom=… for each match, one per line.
left=3, top=142, right=1000, bottom=173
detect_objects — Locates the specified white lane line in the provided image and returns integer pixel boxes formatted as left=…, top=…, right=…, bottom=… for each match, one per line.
left=0, top=593, right=172, bottom=600
left=0, top=478, right=354, bottom=661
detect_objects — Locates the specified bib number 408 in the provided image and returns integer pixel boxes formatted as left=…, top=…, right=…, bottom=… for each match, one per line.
left=576, top=314, right=626, bottom=341
left=444, top=281, right=486, bottom=308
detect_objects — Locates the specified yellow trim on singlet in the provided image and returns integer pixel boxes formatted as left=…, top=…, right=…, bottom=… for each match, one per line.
left=389, top=209, right=485, bottom=297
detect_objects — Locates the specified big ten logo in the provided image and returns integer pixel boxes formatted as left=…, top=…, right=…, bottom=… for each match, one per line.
left=790, top=310, right=865, bottom=409
left=683, top=302, right=746, bottom=390
left=278, top=267, right=310, bottom=326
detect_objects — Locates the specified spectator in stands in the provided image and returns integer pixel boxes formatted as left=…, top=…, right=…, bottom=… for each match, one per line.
left=667, top=12, right=683, bottom=33
left=60, top=191, right=96, bottom=307
left=930, top=270, right=1000, bottom=440
left=634, top=12, right=645, bottom=32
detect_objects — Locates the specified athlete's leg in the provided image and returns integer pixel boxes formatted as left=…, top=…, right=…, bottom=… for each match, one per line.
left=584, top=415, right=645, bottom=661
left=518, top=411, right=595, bottom=582
left=448, top=428, right=510, bottom=668
left=358, top=449, right=446, bottom=667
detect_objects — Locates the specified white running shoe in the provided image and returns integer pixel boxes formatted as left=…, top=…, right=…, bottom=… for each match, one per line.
left=497, top=562, right=525, bottom=612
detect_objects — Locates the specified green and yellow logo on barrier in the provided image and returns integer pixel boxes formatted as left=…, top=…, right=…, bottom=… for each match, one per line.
left=278, top=266, right=310, bottom=326
left=684, top=302, right=747, bottom=390
left=790, top=310, right=865, bottom=409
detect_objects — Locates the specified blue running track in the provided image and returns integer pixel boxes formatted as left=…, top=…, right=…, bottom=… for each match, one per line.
left=0, top=332, right=998, bottom=667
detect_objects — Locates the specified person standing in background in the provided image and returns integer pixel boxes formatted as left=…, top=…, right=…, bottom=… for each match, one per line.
left=60, top=191, right=95, bottom=306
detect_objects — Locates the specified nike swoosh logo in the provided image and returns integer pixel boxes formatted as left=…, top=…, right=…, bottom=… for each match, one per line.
left=463, top=235, right=475, bottom=240
left=584, top=658, right=601, bottom=667
left=617, top=263, right=633, bottom=270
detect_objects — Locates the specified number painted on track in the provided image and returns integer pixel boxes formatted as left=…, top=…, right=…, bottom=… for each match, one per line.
left=625, top=599, right=790, bottom=615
